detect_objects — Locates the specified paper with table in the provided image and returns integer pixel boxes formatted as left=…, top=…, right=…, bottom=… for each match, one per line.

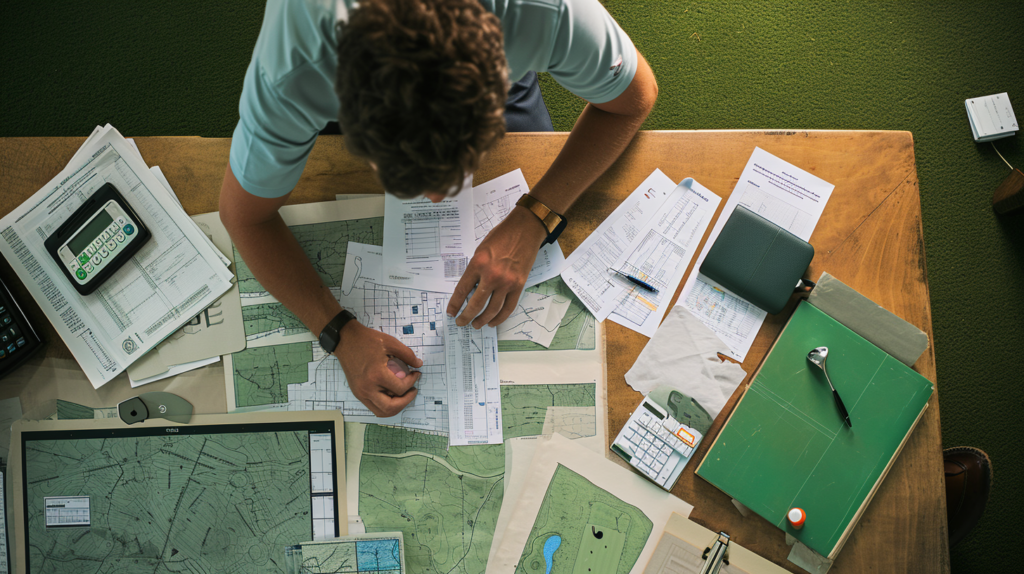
left=561, top=170, right=720, bottom=337
left=382, top=175, right=475, bottom=292
left=0, top=125, right=233, bottom=388
left=677, top=147, right=834, bottom=361
left=383, top=169, right=564, bottom=293
left=471, top=169, right=565, bottom=287
left=223, top=198, right=501, bottom=445
left=127, top=170, right=245, bottom=386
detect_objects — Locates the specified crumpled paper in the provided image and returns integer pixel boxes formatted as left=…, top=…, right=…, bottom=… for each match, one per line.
left=624, top=306, right=747, bottom=419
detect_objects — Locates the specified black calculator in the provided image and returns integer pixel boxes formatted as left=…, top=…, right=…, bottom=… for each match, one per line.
left=43, top=183, right=151, bottom=295
left=0, top=273, right=43, bottom=378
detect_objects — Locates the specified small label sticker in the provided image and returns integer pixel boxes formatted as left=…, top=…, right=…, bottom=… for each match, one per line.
left=674, top=427, right=697, bottom=447
left=44, top=496, right=91, bottom=528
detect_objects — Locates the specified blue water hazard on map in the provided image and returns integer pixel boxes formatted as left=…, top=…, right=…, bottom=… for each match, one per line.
left=543, top=535, right=562, bottom=574
left=357, top=539, right=402, bottom=571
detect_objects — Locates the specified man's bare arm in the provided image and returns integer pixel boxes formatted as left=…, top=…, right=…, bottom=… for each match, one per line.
left=449, top=48, right=659, bottom=327
left=219, top=166, right=422, bottom=416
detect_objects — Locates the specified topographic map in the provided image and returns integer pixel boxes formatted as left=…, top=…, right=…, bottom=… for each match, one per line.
left=24, top=431, right=313, bottom=574
left=500, top=384, right=596, bottom=440
left=497, top=277, right=596, bottom=353
left=350, top=383, right=599, bottom=574
left=358, top=425, right=505, bottom=574
left=226, top=204, right=501, bottom=444
left=516, top=464, right=653, bottom=574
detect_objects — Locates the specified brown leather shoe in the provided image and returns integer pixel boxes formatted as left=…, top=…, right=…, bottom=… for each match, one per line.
left=944, top=446, right=992, bottom=547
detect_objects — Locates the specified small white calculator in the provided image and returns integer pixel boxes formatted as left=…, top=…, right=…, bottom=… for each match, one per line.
left=44, top=183, right=151, bottom=295
left=611, top=387, right=713, bottom=490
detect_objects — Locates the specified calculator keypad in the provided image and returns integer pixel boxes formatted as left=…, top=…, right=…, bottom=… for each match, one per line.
left=612, top=400, right=702, bottom=489
left=67, top=218, right=132, bottom=284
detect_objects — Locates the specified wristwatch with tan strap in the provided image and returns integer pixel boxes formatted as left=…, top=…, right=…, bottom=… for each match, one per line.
left=515, top=194, right=568, bottom=246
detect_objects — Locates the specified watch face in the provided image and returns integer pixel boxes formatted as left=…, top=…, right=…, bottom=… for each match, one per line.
left=319, top=329, right=338, bottom=354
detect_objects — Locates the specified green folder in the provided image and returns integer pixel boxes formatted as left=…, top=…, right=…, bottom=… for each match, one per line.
left=696, top=301, right=933, bottom=559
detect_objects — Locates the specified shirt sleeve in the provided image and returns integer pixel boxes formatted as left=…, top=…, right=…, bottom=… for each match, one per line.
left=504, top=0, right=638, bottom=105
left=229, top=0, right=340, bottom=198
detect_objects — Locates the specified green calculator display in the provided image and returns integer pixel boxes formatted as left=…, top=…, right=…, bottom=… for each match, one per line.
left=44, top=183, right=151, bottom=295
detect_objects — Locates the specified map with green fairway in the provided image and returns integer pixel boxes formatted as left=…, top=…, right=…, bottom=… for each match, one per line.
left=516, top=464, right=653, bottom=574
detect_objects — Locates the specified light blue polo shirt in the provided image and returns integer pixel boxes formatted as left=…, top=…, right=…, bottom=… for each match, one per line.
left=230, top=0, right=638, bottom=198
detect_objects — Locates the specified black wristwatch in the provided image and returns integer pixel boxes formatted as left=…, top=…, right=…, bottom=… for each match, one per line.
left=318, top=309, right=357, bottom=354
left=516, top=195, right=567, bottom=245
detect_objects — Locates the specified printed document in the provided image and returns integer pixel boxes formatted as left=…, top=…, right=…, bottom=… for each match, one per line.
left=382, top=175, right=475, bottom=293
left=562, top=169, right=678, bottom=320
left=0, top=125, right=233, bottom=387
left=223, top=197, right=501, bottom=445
left=561, top=170, right=719, bottom=336
left=473, top=169, right=565, bottom=287
left=341, top=243, right=502, bottom=446
left=607, top=178, right=720, bottom=337
left=677, top=147, right=835, bottom=361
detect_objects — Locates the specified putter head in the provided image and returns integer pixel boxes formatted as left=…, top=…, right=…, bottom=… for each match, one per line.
left=807, top=346, right=829, bottom=369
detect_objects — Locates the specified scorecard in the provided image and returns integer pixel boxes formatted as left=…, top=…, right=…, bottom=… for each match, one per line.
left=8, top=412, right=344, bottom=574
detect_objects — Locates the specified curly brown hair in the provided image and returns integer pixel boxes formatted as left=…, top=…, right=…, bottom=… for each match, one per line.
left=336, top=0, right=508, bottom=198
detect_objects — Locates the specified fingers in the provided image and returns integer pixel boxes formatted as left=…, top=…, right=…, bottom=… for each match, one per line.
left=489, top=285, right=524, bottom=327
left=473, top=290, right=509, bottom=329
left=385, top=338, right=423, bottom=369
left=369, top=386, right=419, bottom=418
left=456, top=286, right=492, bottom=327
left=447, top=271, right=479, bottom=318
left=377, top=370, right=422, bottom=397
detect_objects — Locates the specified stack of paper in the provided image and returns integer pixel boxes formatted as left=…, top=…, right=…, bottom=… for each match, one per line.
left=966, top=93, right=1018, bottom=142
left=676, top=147, right=834, bottom=361
left=0, top=125, right=234, bottom=388
left=382, top=169, right=564, bottom=293
left=560, top=170, right=721, bottom=337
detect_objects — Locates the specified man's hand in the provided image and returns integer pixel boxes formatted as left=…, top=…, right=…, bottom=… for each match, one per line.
left=335, top=320, right=424, bottom=417
left=447, top=205, right=548, bottom=328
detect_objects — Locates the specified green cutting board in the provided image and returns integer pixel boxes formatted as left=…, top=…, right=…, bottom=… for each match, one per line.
left=696, top=301, right=933, bottom=559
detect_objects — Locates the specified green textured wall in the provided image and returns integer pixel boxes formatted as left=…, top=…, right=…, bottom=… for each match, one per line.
left=2, top=1, right=1021, bottom=572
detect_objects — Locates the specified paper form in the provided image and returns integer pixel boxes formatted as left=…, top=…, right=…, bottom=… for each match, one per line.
left=561, top=168, right=715, bottom=336
left=382, top=174, right=475, bottom=293
left=340, top=243, right=502, bottom=445
left=126, top=168, right=244, bottom=385
left=473, top=169, right=565, bottom=287
left=676, top=147, right=835, bottom=361
left=606, top=178, right=721, bottom=337
left=0, top=125, right=234, bottom=388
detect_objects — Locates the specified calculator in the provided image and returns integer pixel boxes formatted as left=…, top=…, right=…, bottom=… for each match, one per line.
left=611, top=387, right=713, bottom=490
left=44, top=183, right=151, bottom=295
left=0, top=273, right=43, bottom=379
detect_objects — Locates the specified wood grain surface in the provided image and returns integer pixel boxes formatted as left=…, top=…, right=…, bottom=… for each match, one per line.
left=0, top=132, right=948, bottom=573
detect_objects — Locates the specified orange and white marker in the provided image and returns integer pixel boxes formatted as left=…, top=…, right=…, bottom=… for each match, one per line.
left=788, top=507, right=806, bottom=530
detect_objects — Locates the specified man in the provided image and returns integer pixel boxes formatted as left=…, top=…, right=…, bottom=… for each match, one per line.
left=220, top=0, right=657, bottom=417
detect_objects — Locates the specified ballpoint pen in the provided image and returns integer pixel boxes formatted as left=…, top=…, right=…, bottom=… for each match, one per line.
left=608, top=268, right=659, bottom=293
left=807, top=346, right=852, bottom=428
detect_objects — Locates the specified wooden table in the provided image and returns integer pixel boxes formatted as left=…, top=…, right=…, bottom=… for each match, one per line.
left=0, top=132, right=948, bottom=573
